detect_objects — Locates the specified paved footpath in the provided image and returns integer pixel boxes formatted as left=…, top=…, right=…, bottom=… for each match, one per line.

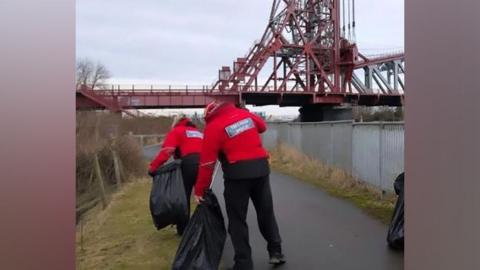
left=144, top=145, right=404, bottom=270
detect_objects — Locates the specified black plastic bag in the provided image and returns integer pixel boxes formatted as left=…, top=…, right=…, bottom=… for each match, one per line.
left=387, top=172, right=404, bottom=250
left=172, top=189, right=226, bottom=270
left=149, top=160, right=188, bottom=230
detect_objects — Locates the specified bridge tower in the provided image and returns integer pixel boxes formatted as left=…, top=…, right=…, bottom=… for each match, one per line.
left=210, top=0, right=404, bottom=121
left=211, top=0, right=359, bottom=94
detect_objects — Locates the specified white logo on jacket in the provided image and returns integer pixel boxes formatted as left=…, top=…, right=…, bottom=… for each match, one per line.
left=225, top=118, right=254, bottom=138
left=185, top=130, right=203, bottom=139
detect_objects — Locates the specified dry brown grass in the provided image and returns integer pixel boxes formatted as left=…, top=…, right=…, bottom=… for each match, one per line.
left=143, top=137, right=162, bottom=146
left=76, top=179, right=181, bottom=270
left=119, top=114, right=172, bottom=135
left=75, top=113, right=184, bottom=268
left=270, top=144, right=396, bottom=224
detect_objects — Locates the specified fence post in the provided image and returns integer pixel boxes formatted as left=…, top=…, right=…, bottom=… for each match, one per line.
left=93, top=154, right=107, bottom=209
left=379, top=122, right=384, bottom=196
left=351, top=122, right=355, bottom=180
left=94, top=118, right=107, bottom=209
left=330, top=122, right=334, bottom=166
left=80, top=219, right=85, bottom=252
left=112, top=148, right=122, bottom=189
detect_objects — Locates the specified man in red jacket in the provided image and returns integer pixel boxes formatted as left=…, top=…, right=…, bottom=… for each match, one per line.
left=149, top=115, right=203, bottom=235
left=194, top=101, right=285, bottom=270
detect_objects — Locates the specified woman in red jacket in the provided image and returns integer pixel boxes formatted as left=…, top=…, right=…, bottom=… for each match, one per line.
left=194, top=101, right=285, bottom=269
left=148, top=115, right=203, bottom=235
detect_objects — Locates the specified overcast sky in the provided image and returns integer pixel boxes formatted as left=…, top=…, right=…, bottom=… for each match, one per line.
left=77, top=0, right=404, bottom=115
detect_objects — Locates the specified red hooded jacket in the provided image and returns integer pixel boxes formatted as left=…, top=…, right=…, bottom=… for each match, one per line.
left=149, top=118, right=203, bottom=173
left=194, top=103, right=269, bottom=196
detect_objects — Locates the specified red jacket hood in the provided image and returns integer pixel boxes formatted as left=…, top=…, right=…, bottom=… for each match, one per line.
left=205, top=102, right=236, bottom=123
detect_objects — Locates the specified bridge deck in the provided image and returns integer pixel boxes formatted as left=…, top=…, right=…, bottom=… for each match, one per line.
left=76, top=89, right=403, bottom=110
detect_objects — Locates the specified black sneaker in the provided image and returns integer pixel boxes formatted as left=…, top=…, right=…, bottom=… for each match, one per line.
left=269, top=253, right=286, bottom=265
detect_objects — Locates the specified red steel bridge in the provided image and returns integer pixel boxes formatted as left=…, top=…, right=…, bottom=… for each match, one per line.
left=76, top=0, right=404, bottom=116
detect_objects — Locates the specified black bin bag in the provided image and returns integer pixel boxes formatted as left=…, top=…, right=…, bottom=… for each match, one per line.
left=387, top=172, right=404, bottom=250
left=172, top=189, right=226, bottom=270
left=149, top=160, right=188, bottom=230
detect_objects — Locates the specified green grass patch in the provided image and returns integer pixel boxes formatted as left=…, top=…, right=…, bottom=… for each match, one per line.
left=270, top=144, right=396, bottom=225
left=76, top=179, right=188, bottom=270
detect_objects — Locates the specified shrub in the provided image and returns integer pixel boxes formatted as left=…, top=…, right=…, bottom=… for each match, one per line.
left=76, top=111, right=171, bottom=220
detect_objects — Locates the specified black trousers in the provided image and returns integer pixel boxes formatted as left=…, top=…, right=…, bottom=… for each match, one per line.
left=176, top=154, right=199, bottom=235
left=224, top=175, right=282, bottom=270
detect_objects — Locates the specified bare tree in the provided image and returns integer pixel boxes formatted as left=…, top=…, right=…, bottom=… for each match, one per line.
left=76, top=58, right=111, bottom=90
left=76, top=59, right=93, bottom=88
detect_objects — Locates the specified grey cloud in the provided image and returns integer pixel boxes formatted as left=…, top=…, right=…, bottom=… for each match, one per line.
left=77, top=0, right=404, bottom=83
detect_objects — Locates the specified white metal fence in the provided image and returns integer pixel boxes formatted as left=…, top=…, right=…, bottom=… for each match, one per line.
left=263, top=121, right=404, bottom=191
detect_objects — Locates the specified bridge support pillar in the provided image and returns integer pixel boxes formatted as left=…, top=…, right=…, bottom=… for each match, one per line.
left=299, top=105, right=353, bottom=122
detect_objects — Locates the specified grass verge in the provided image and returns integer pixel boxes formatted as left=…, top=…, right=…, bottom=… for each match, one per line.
left=270, top=144, right=396, bottom=224
left=76, top=179, right=180, bottom=270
